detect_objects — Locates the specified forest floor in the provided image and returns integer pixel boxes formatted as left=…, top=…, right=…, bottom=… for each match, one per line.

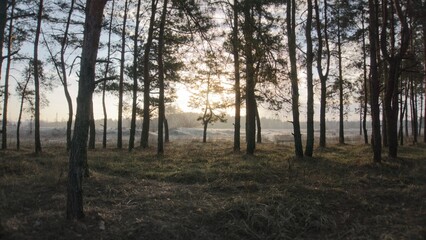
left=0, top=140, right=425, bottom=239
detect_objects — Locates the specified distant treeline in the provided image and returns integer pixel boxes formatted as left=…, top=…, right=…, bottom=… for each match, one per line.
left=9, top=112, right=372, bottom=131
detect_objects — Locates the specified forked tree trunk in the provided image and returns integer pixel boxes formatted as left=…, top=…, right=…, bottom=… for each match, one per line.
left=67, top=0, right=107, bottom=220
left=314, top=0, right=330, bottom=149
left=287, top=0, right=303, bottom=158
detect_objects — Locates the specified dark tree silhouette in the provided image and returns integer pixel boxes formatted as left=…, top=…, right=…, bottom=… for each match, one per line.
left=67, top=0, right=107, bottom=220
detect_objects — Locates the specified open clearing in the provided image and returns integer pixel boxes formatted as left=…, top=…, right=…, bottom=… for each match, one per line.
left=1, top=141, right=425, bottom=239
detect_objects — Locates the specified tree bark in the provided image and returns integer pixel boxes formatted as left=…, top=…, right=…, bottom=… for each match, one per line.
left=164, top=118, right=169, bottom=143
left=141, top=0, right=158, bottom=148
left=381, top=0, right=410, bottom=159
left=305, top=0, right=314, bottom=156
left=423, top=20, right=426, bottom=143
left=337, top=8, right=345, bottom=145
left=287, top=0, right=303, bottom=158
left=362, top=9, right=369, bottom=145
left=129, top=0, right=141, bottom=151
left=88, top=100, right=95, bottom=150
left=103, top=0, right=115, bottom=149
left=314, top=0, right=330, bottom=149
left=256, top=104, right=261, bottom=144
left=67, top=0, right=107, bottom=220
left=2, top=0, right=15, bottom=150
left=157, top=0, right=168, bottom=155
left=368, top=0, right=382, bottom=162
left=61, top=0, right=75, bottom=151
left=242, top=2, right=256, bottom=155
left=34, top=0, right=43, bottom=154
left=117, top=0, right=129, bottom=149
left=0, top=0, right=7, bottom=93
left=16, top=62, right=31, bottom=150
left=233, top=0, right=241, bottom=152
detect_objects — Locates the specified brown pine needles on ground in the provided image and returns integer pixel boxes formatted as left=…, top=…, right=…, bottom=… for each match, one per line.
left=0, top=141, right=425, bottom=239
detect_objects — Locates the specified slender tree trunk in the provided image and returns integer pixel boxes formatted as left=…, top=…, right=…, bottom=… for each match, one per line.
left=362, top=9, right=368, bottom=145
left=2, top=0, right=15, bottom=150
left=305, top=0, right=314, bottom=156
left=141, top=0, right=157, bottom=148
left=103, top=0, right=115, bottom=149
left=410, top=75, right=418, bottom=143
left=337, top=9, right=345, bottom=145
left=203, top=121, right=208, bottom=143
left=67, top=0, right=107, bottom=220
left=233, top=0, right=241, bottom=152
left=34, top=0, right=43, bottom=154
left=242, top=2, right=256, bottom=155
left=368, top=0, right=382, bottom=162
left=16, top=65, right=31, bottom=150
left=60, top=0, right=75, bottom=151
left=0, top=0, right=7, bottom=92
left=129, top=0, right=141, bottom=151
left=424, top=21, right=426, bottom=143
left=164, top=118, right=169, bottom=143
left=256, top=104, right=261, bottom=143
left=314, top=0, right=330, bottom=149
left=287, top=0, right=303, bottom=158
left=66, top=0, right=107, bottom=219
left=157, top=0, right=168, bottom=155
left=117, top=0, right=129, bottom=149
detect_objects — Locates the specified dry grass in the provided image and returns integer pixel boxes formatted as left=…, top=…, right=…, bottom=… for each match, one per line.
left=0, top=141, right=425, bottom=239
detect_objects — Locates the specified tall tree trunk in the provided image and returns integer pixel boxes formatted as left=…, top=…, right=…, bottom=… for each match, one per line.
left=368, top=0, right=382, bottom=162
left=305, top=0, right=314, bottom=156
left=61, top=0, right=75, bottom=151
left=34, top=0, right=43, bottom=154
left=314, top=0, right=330, bottom=149
left=233, top=0, right=241, bottom=152
left=381, top=0, right=410, bottom=159
left=362, top=9, right=369, bottom=145
left=141, top=0, right=157, bottom=148
left=0, top=0, right=7, bottom=93
left=424, top=21, right=426, bottom=143
left=103, top=0, right=115, bottom=149
left=67, top=0, right=107, bottom=220
left=242, top=2, right=256, bottom=155
left=157, top=0, right=168, bottom=155
left=129, top=0, right=141, bottom=151
left=337, top=8, right=345, bottom=145
left=2, top=0, right=15, bottom=150
left=287, top=0, right=303, bottom=158
left=117, top=0, right=129, bottom=149
left=410, top=75, right=418, bottom=143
